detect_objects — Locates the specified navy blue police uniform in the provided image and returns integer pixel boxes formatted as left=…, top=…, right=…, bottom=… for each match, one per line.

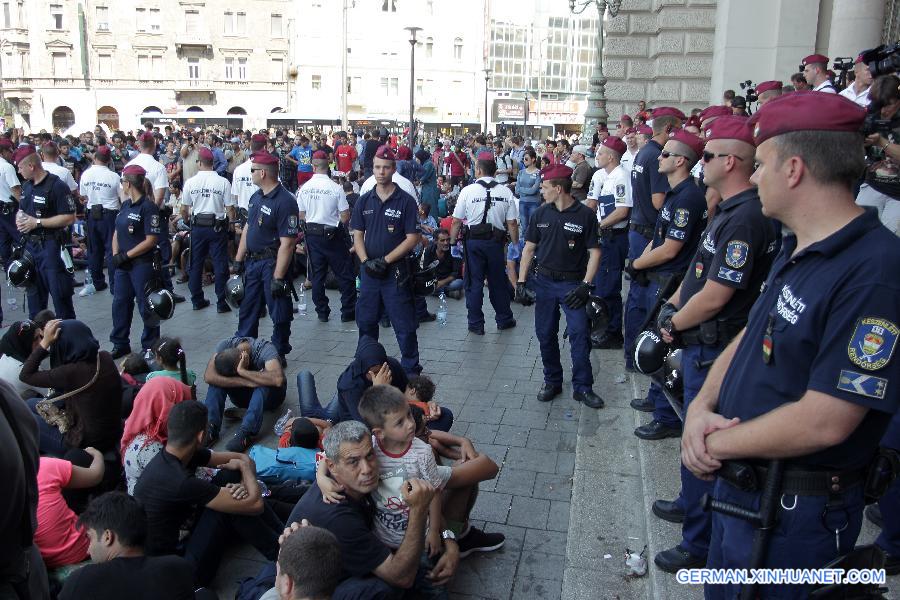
left=350, top=184, right=421, bottom=375
left=706, top=208, right=900, bottom=599
left=526, top=196, right=599, bottom=394
left=875, top=413, right=900, bottom=571
left=19, top=171, right=77, bottom=319
left=236, top=183, right=299, bottom=358
left=110, top=195, right=162, bottom=351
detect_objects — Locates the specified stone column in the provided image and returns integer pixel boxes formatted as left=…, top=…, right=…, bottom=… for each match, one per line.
left=827, top=0, right=885, bottom=60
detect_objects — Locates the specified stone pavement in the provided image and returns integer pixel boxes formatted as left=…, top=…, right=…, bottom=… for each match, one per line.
left=9, top=277, right=897, bottom=599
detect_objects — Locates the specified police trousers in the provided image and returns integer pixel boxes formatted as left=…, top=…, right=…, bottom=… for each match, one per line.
left=110, top=259, right=160, bottom=351
left=464, top=238, right=514, bottom=330
left=306, top=232, right=356, bottom=319
left=623, top=229, right=652, bottom=368
left=356, top=268, right=421, bottom=376
left=189, top=224, right=230, bottom=309
left=592, top=231, right=628, bottom=335
left=640, top=279, right=681, bottom=429
left=876, top=412, right=900, bottom=557
left=0, top=206, right=18, bottom=266
left=86, top=209, right=117, bottom=289
left=24, top=239, right=76, bottom=320
left=236, top=256, right=294, bottom=357
left=533, top=273, right=593, bottom=393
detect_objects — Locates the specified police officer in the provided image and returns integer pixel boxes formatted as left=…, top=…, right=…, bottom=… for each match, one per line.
left=630, top=130, right=707, bottom=440
left=801, top=54, right=837, bottom=94
left=232, top=134, right=266, bottom=213
left=586, top=136, right=631, bottom=349
left=12, top=145, right=77, bottom=320
left=79, top=145, right=121, bottom=293
left=233, top=151, right=299, bottom=360
left=0, top=138, right=22, bottom=267
left=126, top=132, right=185, bottom=302
left=181, top=146, right=234, bottom=312
left=624, top=107, right=684, bottom=372
left=682, top=92, right=899, bottom=599
left=649, top=116, right=777, bottom=573
left=109, top=165, right=163, bottom=357
left=449, top=151, right=518, bottom=335
left=872, top=414, right=900, bottom=574
left=297, top=149, right=356, bottom=322
left=350, top=145, right=422, bottom=375
left=515, top=164, right=604, bottom=409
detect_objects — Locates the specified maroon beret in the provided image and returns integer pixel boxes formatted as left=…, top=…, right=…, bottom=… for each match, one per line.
left=476, top=151, right=494, bottom=161
left=651, top=106, right=686, bottom=121
left=251, top=133, right=268, bottom=144
left=374, top=145, right=396, bottom=161
left=855, top=53, right=865, bottom=65
left=600, top=136, right=627, bottom=156
left=250, top=151, right=278, bottom=166
left=94, top=145, right=111, bottom=159
left=12, top=145, right=36, bottom=165
left=397, top=146, right=412, bottom=160
left=121, top=164, right=146, bottom=177
left=312, top=150, right=328, bottom=160
left=620, top=114, right=633, bottom=124
left=139, top=132, right=155, bottom=144
left=668, top=130, right=705, bottom=160
left=625, top=127, right=637, bottom=135
left=802, top=54, right=829, bottom=67
left=637, top=125, right=653, bottom=136
left=699, top=105, right=732, bottom=122
left=756, top=81, right=783, bottom=95
left=685, top=115, right=702, bottom=129
left=541, top=164, right=573, bottom=180
left=703, top=115, right=754, bottom=146
left=41, top=141, right=58, bottom=153
left=198, top=147, right=214, bottom=162
left=0, top=138, right=14, bottom=151
left=596, top=123, right=608, bottom=131
left=749, top=90, right=865, bottom=145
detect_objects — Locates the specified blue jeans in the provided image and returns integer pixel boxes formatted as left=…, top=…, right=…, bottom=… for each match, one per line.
left=204, top=383, right=286, bottom=436
left=518, top=200, right=539, bottom=241
left=434, top=278, right=464, bottom=295
left=296, top=370, right=340, bottom=422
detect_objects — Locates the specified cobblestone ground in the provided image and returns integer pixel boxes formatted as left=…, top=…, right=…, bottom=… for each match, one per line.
left=10, top=276, right=896, bottom=599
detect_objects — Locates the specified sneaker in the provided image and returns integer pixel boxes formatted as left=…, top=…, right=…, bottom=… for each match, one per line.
left=225, top=430, right=253, bottom=453
left=223, top=407, right=245, bottom=420
left=457, top=527, right=505, bottom=559
left=203, top=425, right=220, bottom=448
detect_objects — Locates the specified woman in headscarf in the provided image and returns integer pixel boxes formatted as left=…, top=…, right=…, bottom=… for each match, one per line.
left=416, top=148, right=441, bottom=217
left=19, top=319, right=122, bottom=456
left=0, top=320, right=47, bottom=398
left=395, top=145, right=419, bottom=182
left=121, top=375, right=193, bottom=494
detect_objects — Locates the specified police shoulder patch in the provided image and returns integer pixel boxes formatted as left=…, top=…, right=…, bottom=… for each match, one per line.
left=847, top=317, right=898, bottom=371
left=724, top=240, right=749, bottom=269
left=837, top=369, right=888, bottom=400
left=615, top=184, right=626, bottom=199
left=288, top=215, right=298, bottom=228
left=150, top=215, right=159, bottom=227
left=673, top=208, right=689, bottom=228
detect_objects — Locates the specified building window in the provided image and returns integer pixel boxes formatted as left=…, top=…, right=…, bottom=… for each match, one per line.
left=271, top=57, right=283, bottom=80
left=188, top=57, right=200, bottom=81
left=453, top=37, right=463, bottom=61
left=50, top=3, right=62, bottom=29
left=224, top=11, right=233, bottom=34
left=95, top=6, right=108, bottom=30
left=149, top=8, right=160, bottom=31
left=98, top=53, right=112, bottom=77
left=51, top=51, right=68, bottom=77
left=137, top=54, right=148, bottom=73
left=416, top=78, right=423, bottom=96
left=427, top=0, right=433, bottom=14
left=135, top=7, right=146, bottom=31
left=270, top=13, right=282, bottom=37
left=425, top=37, right=433, bottom=59
left=237, top=57, right=247, bottom=79
left=185, top=9, right=198, bottom=34
left=237, top=12, right=245, bottom=34
left=381, top=0, right=396, bottom=12
left=225, top=57, right=233, bottom=79
left=311, top=74, right=321, bottom=90
left=3, top=2, right=12, bottom=28
left=151, top=55, right=162, bottom=77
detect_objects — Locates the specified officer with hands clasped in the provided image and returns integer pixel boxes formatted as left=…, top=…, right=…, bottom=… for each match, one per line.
left=297, top=150, right=357, bottom=323
left=682, top=92, right=900, bottom=599
left=180, top=146, right=235, bottom=312
left=351, top=145, right=422, bottom=375
left=109, top=164, right=162, bottom=357
left=232, top=151, right=299, bottom=362
left=450, top=150, right=518, bottom=335
left=649, top=116, right=778, bottom=573
left=515, top=164, right=604, bottom=409
left=630, top=130, right=708, bottom=441
left=12, top=145, right=77, bottom=320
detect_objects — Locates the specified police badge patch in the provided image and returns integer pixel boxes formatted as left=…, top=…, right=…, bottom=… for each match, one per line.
left=150, top=215, right=159, bottom=228
left=288, top=215, right=298, bottom=229
left=673, top=208, right=689, bottom=228
left=615, top=184, right=626, bottom=199
left=847, top=317, right=898, bottom=371
left=724, top=240, right=749, bottom=269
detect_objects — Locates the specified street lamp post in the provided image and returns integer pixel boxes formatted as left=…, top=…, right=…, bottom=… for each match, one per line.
left=483, top=67, right=492, bottom=134
left=404, top=26, right=422, bottom=150
left=569, top=0, right=622, bottom=145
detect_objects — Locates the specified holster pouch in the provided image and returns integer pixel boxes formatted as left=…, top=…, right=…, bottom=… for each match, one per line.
left=717, top=460, right=760, bottom=493
left=864, top=447, right=900, bottom=504
left=193, top=213, right=217, bottom=227
left=90, top=205, right=104, bottom=220
left=699, top=321, right=719, bottom=345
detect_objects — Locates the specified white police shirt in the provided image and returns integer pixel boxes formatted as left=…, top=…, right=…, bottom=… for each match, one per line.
left=597, top=165, right=632, bottom=230
left=181, top=170, right=233, bottom=217
left=452, top=176, right=516, bottom=229
left=587, top=167, right=608, bottom=201
left=125, top=153, right=168, bottom=191
left=359, top=171, right=419, bottom=203
left=231, top=159, right=258, bottom=211
left=296, top=173, right=348, bottom=227
left=0, top=156, right=20, bottom=203
left=42, top=162, right=77, bottom=192
left=79, top=164, right=122, bottom=210
left=813, top=80, right=837, bottom=94
left=620, top=149, right=636, bottom=178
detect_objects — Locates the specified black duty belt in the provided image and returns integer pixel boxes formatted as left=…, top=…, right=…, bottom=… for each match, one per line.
left=629, top=223, right=654, bottom=238
left=0, top=202, right=17, bottom=215
left=718, top=460, right=866, bottom=496
left=536, top=266, right=585, bottom=282
left=647, top=271, right=678, bottom=286
left=680, top=320, right=744, bottom=347
left=89, top=206, right=119, bottom=218
left=24, top=229, right=66, bottom=244
left=248, top=248, right=278, bottom=261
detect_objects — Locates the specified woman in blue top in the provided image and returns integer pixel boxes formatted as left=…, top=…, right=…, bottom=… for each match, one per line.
left=416, top=149, right=440, bottom=217
left=515, top=148, right=542, bottom=237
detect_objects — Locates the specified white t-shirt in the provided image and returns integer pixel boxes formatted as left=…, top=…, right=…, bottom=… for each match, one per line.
left=296, top=173, right=348, bottom=227
left=125, top=153, right=168, bottom=191
left=597, top=165, right=632, bottom=229
left=813, top=80, right=837, bottom=94
left=0, top=156, right=20, bottom=203
left=359, top=171, right=418, bottom=203
left=231, top=159, right=258, bottom=211
left=587, top=168, right=608, bottom=201
left=181, top=170, right=233, bottom=217
left=839, top=84, right=870, bottom=107
left=79, top=164, right=121, bottom=210
left=452, top=177, right=517, bottom=229
left=42, top=162, right=77, bottom=192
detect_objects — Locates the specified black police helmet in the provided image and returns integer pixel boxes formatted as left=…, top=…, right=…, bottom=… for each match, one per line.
left=413, top=260, right=439, bottom=297
left=143, top=279, right=175, bottom=321
left=663, top=348, right=683, bottom=397
left=225, top=274, right=244, bottom=309
left=7, top=250, right=35, bottom=288
left=633, top=329, right=669, bottom=376
left=585, top=295, right=610, bottom=332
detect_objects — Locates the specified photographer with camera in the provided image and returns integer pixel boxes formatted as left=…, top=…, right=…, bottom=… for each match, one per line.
left=838, top=55, right=873, bottom=107
left=858, top=74, right=900, bottom=236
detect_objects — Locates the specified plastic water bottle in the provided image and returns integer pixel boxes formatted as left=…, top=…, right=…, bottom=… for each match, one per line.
left=6, top=282, right=17, bottom=312
left=274, top=408, right=293, bottom=436
left=437, top=292, right=448, bottom=327
left=79, top=270, right=96, bottom=296
left=297, top=286, right=307, bottom=317
left=355, top=276, right=361, bottom=290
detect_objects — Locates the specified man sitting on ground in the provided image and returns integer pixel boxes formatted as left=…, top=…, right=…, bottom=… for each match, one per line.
left=423, top=228, right=464, bottom=299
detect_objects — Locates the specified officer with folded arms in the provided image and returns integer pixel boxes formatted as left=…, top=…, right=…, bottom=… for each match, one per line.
left=450, top=150, right=518, bottom=335
left=682, top=92, right=900, bottom=599
left=232, top=151, right=299, bottom=362
left=297, top=150, right=357, bottom=323
left=516, top=164, right=604, bottom=409
left=181, top=146, right=234, bottom=312
left=649, top=116, right=778, bottom=573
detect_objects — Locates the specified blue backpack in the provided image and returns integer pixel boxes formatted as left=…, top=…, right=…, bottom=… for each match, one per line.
left=248, top=445, right=317, bottom=483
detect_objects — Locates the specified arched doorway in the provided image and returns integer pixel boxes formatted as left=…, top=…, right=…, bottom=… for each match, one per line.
left=97, top=106, right=119, bottom=130
left=51, top=106, right=75, bottom=132
left=186, top=106, right=204, bottom=112
left=227, top=106, right=247, bottom=115
left=142, top=105, right=162, bottom=114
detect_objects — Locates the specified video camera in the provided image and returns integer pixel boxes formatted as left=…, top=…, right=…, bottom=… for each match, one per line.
left=860, top=43, right=900, bottom=77
left=832, top=57, right=855, bottom=90
left=738, top=80, right=757, bottom=104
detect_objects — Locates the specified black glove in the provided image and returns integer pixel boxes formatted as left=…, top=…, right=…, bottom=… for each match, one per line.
left=231, top=260, right=244, bottom=275
left=270, top=278, right=289, bottom=298
left=364, top=257, right=389, bottom=279
left=624, top=261, right=649, bottom=286
left=298, top=219, right=307, bottom=234
left=657, top=302, right=678, bottom=333
left=112, top=252, right=131, bottom=268
left=563, top=281, right=592, bottom=309
left=515, top=282, right=534, bottom=306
